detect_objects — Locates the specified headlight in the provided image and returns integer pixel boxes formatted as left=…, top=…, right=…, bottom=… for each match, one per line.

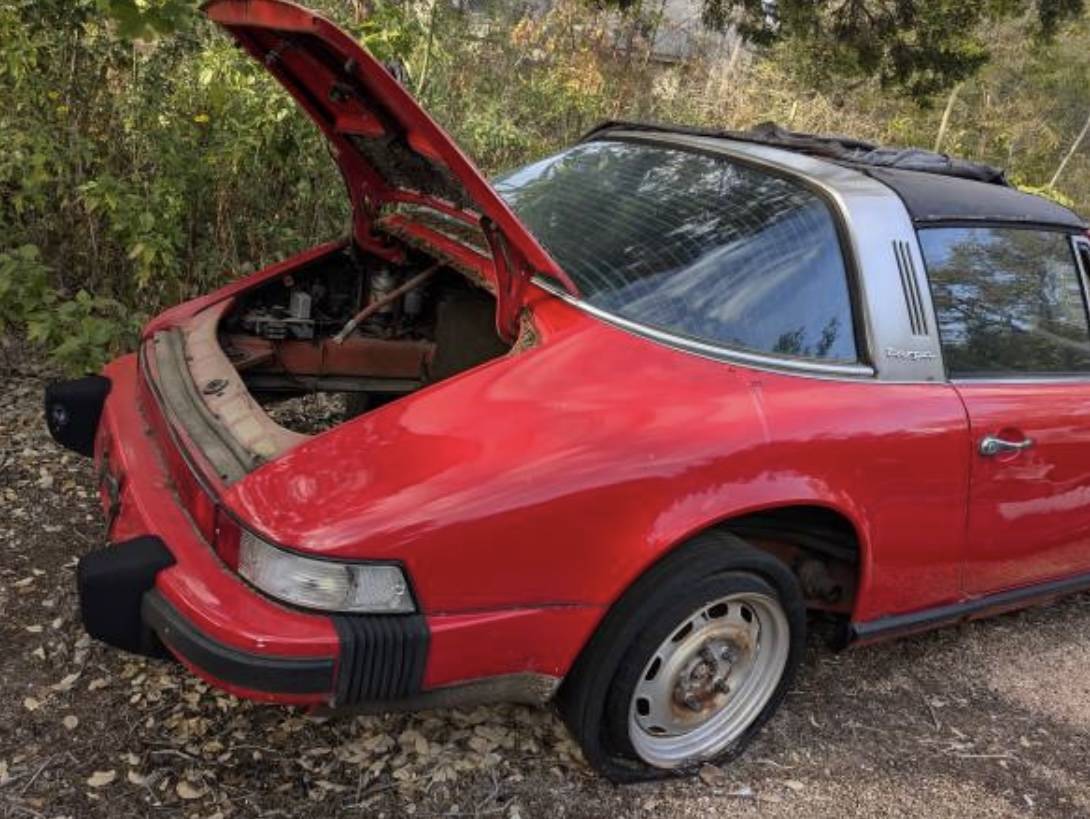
left=238, top=531, right=414, bottom=613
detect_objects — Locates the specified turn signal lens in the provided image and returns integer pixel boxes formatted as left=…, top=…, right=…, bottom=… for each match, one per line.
left=237, top=531, right=414, bottom=613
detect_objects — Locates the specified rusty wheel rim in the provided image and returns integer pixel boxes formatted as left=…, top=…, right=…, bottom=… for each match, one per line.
left=628, top=591, right=789, bottom=768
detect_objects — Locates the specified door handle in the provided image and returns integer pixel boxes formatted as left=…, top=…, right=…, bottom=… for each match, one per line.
left=979, top=435, right=1034, bottom=457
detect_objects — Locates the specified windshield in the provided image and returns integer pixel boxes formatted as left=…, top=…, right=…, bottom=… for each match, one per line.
left=495, top=140, right=858, bottom=362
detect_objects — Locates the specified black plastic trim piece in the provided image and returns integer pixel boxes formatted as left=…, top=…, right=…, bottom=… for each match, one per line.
left=142, top=590, right=335, bottom=695
left=321, top=672, right=559, bottom=715
left=77, top=536, right=175, bottom=657
left=332, top=614, right=429, bottom=706
left=846, top=569, right=1090, bottom=646
left=44, top=375, right=112, bottom=457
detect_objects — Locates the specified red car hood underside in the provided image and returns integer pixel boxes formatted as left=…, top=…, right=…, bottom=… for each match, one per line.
left=201, top=0, right=578, bottom=337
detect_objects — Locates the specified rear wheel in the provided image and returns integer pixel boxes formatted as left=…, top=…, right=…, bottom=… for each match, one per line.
left=557, top=532, right=805, bottom=781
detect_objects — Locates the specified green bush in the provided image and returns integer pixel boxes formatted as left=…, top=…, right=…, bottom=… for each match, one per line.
left=0, top=244, right=139, bottom=372
left=1, top=0, right=1088, bottom=374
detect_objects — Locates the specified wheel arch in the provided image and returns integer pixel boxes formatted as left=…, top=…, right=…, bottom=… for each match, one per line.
left=565, top=498, right=873, bottom=678
left=555, top=526, right=810, bottom=781
left=644, top=499, right=872, bottom=619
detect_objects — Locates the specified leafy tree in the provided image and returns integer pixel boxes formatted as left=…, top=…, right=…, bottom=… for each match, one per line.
left=601, top=0, right=1086, bottom=99
left=3, top=0, right=1090, bottom=373
left=95, top=0, right=199, bottom=39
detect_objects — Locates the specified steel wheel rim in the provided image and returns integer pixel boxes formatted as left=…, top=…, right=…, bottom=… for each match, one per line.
left=627, top=591, right=790, bottom=768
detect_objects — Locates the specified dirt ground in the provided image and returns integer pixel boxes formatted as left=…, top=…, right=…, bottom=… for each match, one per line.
left=4, top=372, right=1090, bottom=819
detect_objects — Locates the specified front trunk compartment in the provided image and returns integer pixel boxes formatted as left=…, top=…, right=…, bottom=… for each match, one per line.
left=146, top=243, right=513, bottom=482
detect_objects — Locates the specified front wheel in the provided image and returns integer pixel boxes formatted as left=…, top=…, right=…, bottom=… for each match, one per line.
left=558, top=533, right=806, bottom=781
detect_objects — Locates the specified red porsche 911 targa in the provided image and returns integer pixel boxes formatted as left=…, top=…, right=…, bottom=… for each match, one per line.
left=45, top=0, right=1090, bottom=781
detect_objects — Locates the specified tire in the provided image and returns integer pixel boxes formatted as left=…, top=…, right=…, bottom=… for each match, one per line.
left=556, top=531, right=806, bottom=782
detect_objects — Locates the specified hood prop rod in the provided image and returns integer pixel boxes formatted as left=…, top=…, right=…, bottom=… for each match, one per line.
left=332, top=262, right=441, bottom=344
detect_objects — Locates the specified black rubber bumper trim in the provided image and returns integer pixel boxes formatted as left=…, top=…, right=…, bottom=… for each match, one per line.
left=78, top=536, right=176, bottom=657
left=844, top=569, right=1090, bottom=647
left=332, top=614, right=429, bottom=706
left=142, top=590, right=336, bottom=695
left=44, top=375, right=111, bottom=457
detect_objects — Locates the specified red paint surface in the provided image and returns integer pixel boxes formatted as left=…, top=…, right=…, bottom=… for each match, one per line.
left=107, top=251, right=1090, bottom=704
left=85, top=0, right=1090, bottom=709
left=96, top=354, right=606, bottom=699
left=955, top=381, right=1090, bottom=594
left=224, top=291, right=972, bottom=626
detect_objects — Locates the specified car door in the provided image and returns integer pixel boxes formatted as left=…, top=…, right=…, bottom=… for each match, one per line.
left=920, top=226, right=1090, bottom=595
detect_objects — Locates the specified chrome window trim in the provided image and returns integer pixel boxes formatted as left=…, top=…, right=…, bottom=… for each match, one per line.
left=952, top=376, right=1090, bottom=386
left=1075, top=234, right=1090, bottom=288
left=531, top=276, right=875, bottom=380
left=1071, top=233, right=1090, bottom=353
left=530, top=130, right=944, bottom=383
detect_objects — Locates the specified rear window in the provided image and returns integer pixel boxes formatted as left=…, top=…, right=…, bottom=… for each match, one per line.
left=919, top=227, right=1090, bottom=376
left=495, top=141, right=858, bottom=362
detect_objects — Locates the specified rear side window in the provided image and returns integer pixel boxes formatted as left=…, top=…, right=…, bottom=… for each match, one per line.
left=495, top=141, right=858, bottom=362
left=919, top=227, right=1090, bottom=376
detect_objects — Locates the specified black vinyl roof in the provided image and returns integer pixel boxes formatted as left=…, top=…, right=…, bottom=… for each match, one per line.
left=864, top=166, right=1086, bottom=230
left=584, top=120, right=1088, bottom=231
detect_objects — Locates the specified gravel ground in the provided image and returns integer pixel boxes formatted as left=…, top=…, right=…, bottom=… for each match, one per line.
left=5, top=371, right=1090, bottom=818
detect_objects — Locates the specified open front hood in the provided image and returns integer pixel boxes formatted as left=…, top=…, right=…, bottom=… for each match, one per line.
left=202, top=0, right=577, bottom=338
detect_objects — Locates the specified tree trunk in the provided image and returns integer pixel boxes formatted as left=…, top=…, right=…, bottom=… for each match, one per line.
left=933, top=82, right=962, bottom=153
left=1049, top=109, right=1090, bottom=189
left=623, top=0, right=644, bottom=70
left=640, top=0, right=669, bottom=72
left=415, top=0, right=439, bottom=97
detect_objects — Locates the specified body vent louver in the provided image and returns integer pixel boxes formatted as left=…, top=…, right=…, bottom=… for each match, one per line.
left=893, top=240, right=928, bottom=336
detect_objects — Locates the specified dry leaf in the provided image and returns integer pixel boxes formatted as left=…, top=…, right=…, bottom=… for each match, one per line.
left=88, top=677, right=109, bottom=691
left=24, top=625, right=43, bottom=633
left=698, top=764, right=726, bottom=787
left=176, top=780, right=207, bottom=800
left=52, top=672, right=80, bottom=692
left=62, top=715, right=78, bottom=730
left=87, top=770, right=117, bottom=788
left=127, top=770, right=147, bottom=786
left=23, top=697, right=40, bottom=711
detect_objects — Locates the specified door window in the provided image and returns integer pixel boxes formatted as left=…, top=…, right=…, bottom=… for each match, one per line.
left=918, top=227, right=1090, bottom=376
